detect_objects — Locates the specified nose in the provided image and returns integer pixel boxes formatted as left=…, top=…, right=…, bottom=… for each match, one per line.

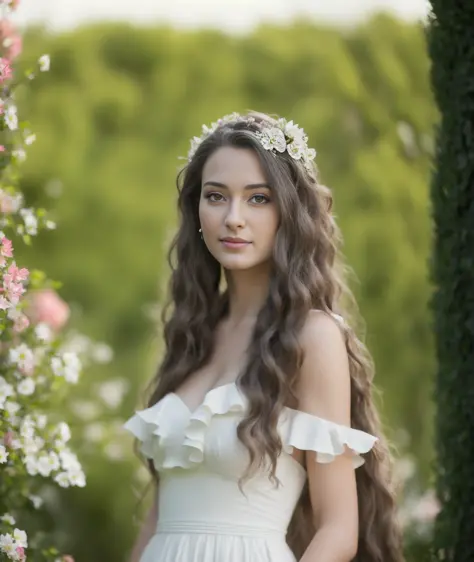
left=224, top=200, right=245, bottom=230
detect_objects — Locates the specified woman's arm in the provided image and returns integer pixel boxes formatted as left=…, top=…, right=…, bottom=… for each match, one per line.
left=128, top=484, right=159, bottom=562
left=296, top=311, right=359, bottom=562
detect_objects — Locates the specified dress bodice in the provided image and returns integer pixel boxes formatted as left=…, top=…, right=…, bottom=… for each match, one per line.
left=124, top=381, right=377, bottom=553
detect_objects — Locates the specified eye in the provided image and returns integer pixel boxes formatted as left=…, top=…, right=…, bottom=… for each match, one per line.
left=205, top=192, right=224, bottom=202
left=249, top=194, right=270, bottom=205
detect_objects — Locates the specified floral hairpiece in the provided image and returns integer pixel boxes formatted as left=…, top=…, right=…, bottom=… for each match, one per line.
left=186, top=113, right=317, bottom=172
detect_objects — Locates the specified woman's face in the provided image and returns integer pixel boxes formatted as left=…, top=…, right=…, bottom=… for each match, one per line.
left=199, top=146, right=279, bottom=272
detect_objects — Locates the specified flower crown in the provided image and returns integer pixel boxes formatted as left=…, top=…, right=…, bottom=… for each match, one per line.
left=187, top=112, right=317, bottom=172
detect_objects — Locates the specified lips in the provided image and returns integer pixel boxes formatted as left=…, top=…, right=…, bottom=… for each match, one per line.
left=221, top=237, right=250, bottom=243
left=220, top=237, right=251, bottom=249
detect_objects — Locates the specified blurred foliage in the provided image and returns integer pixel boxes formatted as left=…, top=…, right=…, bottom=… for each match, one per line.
left=14, top=12, right=437, bottom=561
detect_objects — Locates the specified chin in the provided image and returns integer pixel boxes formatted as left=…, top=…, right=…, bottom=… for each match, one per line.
left=219, top=259, right=256, bottom=270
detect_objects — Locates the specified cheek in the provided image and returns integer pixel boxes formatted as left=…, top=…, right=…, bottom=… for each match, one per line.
left=257, top=209, right=279, bottom=240
left=199, top=205, right=220, bottom=230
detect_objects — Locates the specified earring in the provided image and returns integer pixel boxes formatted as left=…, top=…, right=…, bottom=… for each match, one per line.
left=198, top=228, right=203, bottom=240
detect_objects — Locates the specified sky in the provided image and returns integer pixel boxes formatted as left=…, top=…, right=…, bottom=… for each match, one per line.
left=13, top=0, right=430, bottom=33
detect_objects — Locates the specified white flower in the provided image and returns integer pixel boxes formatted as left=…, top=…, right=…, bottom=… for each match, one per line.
left=187, top=136, right=203, bottom=161
left=17, top=378, right=35, bottom=396
left=84, top=422, right=106, bottom=443
left=12, top=528, right=27, bottom=548
left=37, top=452, right=60, bottom=476
left=71, top=399, right=99, bottom=421
left=24, top=454, right=39, bottom=475
left=104, top=442, right=125, bottom=461
left=91, top=342, right=113, bottom=364
left=68, top=469, right=86, bottom=487
left=4, top=105, right=18, bottom=131
left=54, top=472, right=70, bottom=488
left=20, top=418, right=35, bottom=439
left=97, top=378, right=129, bottom=409
left=0, top=514, right=15, bottom=526
left=34, top=414, right=47, bottom=429
left=38, top=54, right=50, bottom=72
left=0, top=445, right=9, bottom=463
left=22, top=212, right=38, bottom=236
left=34, top=323, right=52, bottom=342
left=51, top=352, right=81, bottom=383
left=22, top=436, right=43, bottom=455
left=29, top=495, right=43, bottom=509
left=258, top=127, right=287, bottom=153
left=24, top=133, right=36, bottom=146
left=4, top=401, right=20, bottom=415
left=9, top=344, right=35, bottom=374
left=0, top=377, right=14, bottom=408
left=12, top=149, right=26, bottom=163
left=286, top=142, right=304, bottom=160
left=0, top=296, right=10, bottom=311
left=63, top=352, right=82, bottom=384
left=0, top=533, right=15, bottom=556
left=45, top=220, right=57, bottom=230
left=35, top=322, right=52, bottom=342
left=305, top=147, right=317, bottom=161
left=51, top=356, right=63, bottom=377
left=55, top=422, right=71, bottom=443
left=59, top=449, right=81, bottom=471
left=284, top=120, right=307, bottom=145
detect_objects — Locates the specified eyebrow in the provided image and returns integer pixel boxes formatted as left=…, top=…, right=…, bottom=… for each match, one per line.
left=202, top=181, right=271, bottom=190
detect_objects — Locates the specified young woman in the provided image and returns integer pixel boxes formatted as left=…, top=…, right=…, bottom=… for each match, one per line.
left=124, top=112, right=403, bottom=562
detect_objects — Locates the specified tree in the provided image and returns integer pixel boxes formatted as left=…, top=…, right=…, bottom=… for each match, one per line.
left=428, top=2, right=474, bottom=560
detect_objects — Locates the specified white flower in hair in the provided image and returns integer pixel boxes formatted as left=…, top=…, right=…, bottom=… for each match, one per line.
left=282, top=120, right=307, bottom=145
left=186, top=113, right=317, bottom=172
left=287, top=142, right=305, bottom=160
left=257, top=127, right=286, bottom=153
left=188, top=136, right=203, bottom=160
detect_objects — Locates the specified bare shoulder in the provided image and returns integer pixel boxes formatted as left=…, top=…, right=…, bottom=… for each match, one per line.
left=295, top=309, right=351, bottom=424
left=299, top=309, right=346, bottom=346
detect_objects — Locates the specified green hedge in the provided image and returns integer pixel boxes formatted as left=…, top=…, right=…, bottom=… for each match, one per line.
left=428, top=2, right=474, bottom=560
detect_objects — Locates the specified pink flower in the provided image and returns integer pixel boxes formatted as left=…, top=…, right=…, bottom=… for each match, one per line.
left=6, top=262, right=29, bottom=282
left=27, top=288, right=70, bottom=332
left=412, top=489, right=440, bottom=523
left=13, top=312, right=30, bottom=333
left=4, top=281, right=26, bottom=305
left=1, top=236, right=13, bottom=255
left=0, top=20, right=22, bottom=60
left=3, top=430, right=14, bottom=447
left=0, top=57, right=12, bottom=83
left=0, top=191, right=21, bottom=214
left=15, top=546, right=26, bottom=561
left=62, top=556, right=74, bottom=562
left=1, top=236, right=13, bottom=258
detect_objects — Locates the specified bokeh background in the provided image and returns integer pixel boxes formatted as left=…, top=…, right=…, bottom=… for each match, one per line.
left=12, top=1, right=437, bottom=560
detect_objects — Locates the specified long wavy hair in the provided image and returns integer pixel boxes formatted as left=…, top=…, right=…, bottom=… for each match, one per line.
left=139, top=111, right=403, bottom=561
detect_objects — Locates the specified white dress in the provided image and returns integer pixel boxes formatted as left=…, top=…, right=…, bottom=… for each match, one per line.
left=124, top=381, right=377, bottom=562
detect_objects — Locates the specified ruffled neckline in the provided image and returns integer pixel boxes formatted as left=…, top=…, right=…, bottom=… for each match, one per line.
left=170, top=380, right=244, bottom=416
left=124, top=381, right=378, bottom=472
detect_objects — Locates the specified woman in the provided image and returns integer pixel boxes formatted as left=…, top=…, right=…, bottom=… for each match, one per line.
left=124, top=112, right=403, bottom=562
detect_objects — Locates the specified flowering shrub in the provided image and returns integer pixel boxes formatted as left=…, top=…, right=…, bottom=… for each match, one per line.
left=0, top=2, right=105, bottom=560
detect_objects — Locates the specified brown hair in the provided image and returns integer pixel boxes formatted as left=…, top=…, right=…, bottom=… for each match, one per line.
left=140, top=112, right=403, bottom=561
